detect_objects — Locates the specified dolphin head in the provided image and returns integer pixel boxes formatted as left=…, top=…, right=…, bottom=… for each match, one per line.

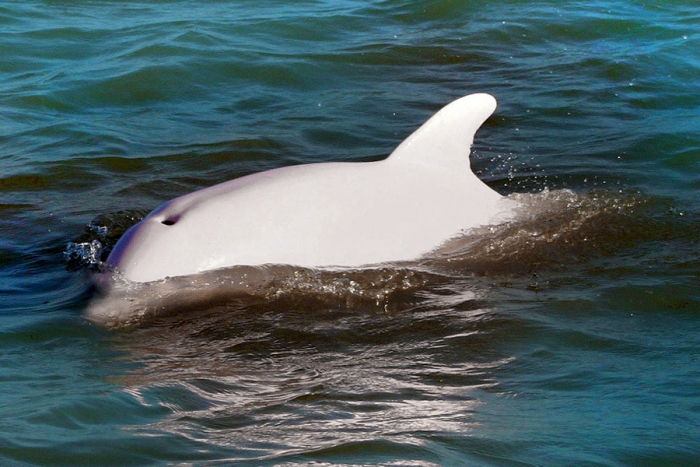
left=105, top=201, right=207, bottom=283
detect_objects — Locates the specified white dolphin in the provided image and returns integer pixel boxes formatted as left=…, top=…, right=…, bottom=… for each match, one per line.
left=103, top=93, right=518, bottom=284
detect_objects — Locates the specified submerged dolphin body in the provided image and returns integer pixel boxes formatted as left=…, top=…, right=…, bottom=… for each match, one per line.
left=104, top=93, right=518, bottom=284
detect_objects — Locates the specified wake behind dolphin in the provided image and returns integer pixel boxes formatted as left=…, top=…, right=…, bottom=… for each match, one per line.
left=103, top=93, right=518, bottom=284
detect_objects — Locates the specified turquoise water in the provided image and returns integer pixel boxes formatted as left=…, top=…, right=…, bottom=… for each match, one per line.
left=1, top=0, right=699, bottom=465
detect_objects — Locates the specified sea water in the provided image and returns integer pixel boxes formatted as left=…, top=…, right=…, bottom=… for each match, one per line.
left=1, top=1, right=699, bottom=465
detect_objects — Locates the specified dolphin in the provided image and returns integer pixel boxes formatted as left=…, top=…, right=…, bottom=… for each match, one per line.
left=103, top=93, right=518, bottom=284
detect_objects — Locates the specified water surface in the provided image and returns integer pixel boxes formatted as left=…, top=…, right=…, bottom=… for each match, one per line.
left=1, top=1, right=699, bottom=465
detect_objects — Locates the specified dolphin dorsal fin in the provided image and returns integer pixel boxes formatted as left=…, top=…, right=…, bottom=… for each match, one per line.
left=387, top=93, right=497, bottom=171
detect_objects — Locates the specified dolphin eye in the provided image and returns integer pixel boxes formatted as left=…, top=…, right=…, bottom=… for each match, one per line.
left=161, top=216, right=180, bottom=226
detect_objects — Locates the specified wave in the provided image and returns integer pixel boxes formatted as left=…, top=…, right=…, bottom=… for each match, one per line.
left=73, top=187, right=671, bottom=328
